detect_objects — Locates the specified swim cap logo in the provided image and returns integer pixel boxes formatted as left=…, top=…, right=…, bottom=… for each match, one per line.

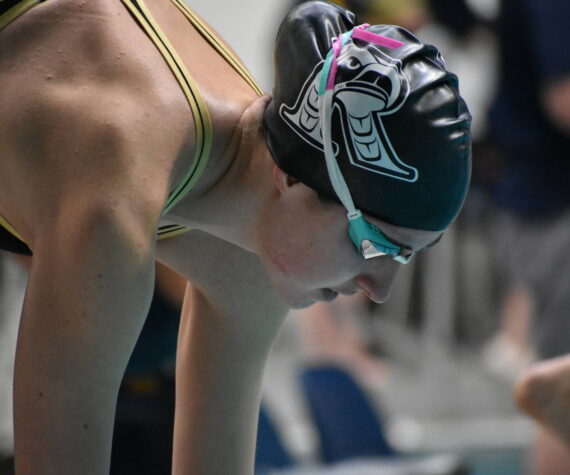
left=280, top=43, right=418, bottom=182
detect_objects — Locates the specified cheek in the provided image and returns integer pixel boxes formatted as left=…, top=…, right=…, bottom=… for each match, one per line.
left=269, top=239, right=358, bottom=290
left=258, top=204, right=357, bottom=285
left=275, top=285, right=319, bottom=309
left=264, top=237, right=322, bottom=280
left=258, top=243, right=320, bottom=309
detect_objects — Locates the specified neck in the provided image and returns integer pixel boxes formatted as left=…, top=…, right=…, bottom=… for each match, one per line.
left=168, top=97, right=274, bottom=253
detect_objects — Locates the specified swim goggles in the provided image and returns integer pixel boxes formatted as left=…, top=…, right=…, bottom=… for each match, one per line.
left=317, top=25, right=414, bottom=263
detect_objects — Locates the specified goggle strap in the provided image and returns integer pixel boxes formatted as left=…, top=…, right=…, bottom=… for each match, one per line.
left=352, top=25, right=405, bottom=50
left=394, top=254, right=413, bottom=264
left=319, top=90, right=359, bottom=216
left=317, top=24, right=410, bottom=263
left=318, top=25, right=404, bottom=95
left=317, top=24, right=405, bottom=217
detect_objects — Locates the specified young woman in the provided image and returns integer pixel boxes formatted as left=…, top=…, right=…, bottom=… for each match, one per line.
left=0, top=0, right=471, bottom=473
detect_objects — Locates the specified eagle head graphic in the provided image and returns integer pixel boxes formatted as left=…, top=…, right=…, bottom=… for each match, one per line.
left=279, top=43, right=418, bottom=182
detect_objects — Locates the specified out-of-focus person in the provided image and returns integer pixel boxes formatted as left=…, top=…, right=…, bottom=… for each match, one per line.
left=485, top=0, right=570, bottom=473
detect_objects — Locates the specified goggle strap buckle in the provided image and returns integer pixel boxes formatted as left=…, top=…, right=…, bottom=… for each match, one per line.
left=347, top=210, right=362, bottom=221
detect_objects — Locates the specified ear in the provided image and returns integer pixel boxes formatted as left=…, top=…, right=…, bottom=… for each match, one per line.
left=272, top=164, right=299, bottom=195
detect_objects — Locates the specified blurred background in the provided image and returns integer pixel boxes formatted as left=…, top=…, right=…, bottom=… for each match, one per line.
left=1, top=0, right=569, bottom=474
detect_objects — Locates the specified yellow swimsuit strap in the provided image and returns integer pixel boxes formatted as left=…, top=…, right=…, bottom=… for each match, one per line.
left=121, top=0, right=213, bottom=216
left=123, top=0, right=264, bottom=241
left=0, top=0, right=43, bottom=30
left=0, top=0, right=44, bottom=247
left=170, top=0, right=264, bottom=97
left=0, top=213, right=25, bottom=243
left=122, top=0, right=263, bottom=220
left=0, top=0, right=264, bottom=245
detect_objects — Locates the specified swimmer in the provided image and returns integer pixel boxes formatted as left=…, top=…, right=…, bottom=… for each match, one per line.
left=515, top=356, right=570, bottom=473
left=515, top=356, right=570, bottom=447
left=0, top=0, right=471, bottom=473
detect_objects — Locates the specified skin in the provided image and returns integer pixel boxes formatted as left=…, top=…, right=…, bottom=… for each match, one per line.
left=543, top=77, right=570, bottom=134
left=512, top=77, right=570, bottom=466
left=0, top=1, right=441, bottom=474
left=515, top=356, right=570, bottom=447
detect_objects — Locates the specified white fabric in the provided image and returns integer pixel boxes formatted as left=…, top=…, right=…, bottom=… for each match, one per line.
left=0, top=255, right=27, bottom=456
left=318, top=90, right=359, bottom=220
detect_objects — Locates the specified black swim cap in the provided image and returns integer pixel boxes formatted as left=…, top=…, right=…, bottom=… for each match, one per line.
left=264, top=0, right=472, bottom=231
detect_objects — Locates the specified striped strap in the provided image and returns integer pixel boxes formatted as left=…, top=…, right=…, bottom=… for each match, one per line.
left=0, top=213, right=26, bottom=244
left=170, top=0, right=264, bottom=97
left=0, top=0, right=42, bottom=30
left=121, top=0, right=213, bottom=215
left=157, top=224, right=191, bottom=240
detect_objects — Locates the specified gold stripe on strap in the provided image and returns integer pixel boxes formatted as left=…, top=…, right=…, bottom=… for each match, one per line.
left=0, top=0, right=42, bottom=31
left=0, top=213, right=27, bottom=244
left=157, top=224, right=191, bottom=240
left=121, top=0, right=213, bottom=215
left=170, top=0, right=264, bottom=97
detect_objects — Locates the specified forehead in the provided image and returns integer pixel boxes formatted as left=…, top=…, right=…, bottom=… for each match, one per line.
left=365, top=214, right=443, bottom=252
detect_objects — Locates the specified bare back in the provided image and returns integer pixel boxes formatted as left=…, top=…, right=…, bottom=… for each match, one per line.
left=0, top=2, right=281, bottom=474
left=0, top=0, right=257, bottom=247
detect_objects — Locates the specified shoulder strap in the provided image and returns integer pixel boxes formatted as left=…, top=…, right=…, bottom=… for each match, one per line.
left=0, top=0, right=43, bottom=30
left=170, top=0, right=264, bottom=96
left=121, top=0, right=213, bottom=214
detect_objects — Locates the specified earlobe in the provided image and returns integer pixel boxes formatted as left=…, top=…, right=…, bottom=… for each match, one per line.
left=272, top=164, right=298, bottom=194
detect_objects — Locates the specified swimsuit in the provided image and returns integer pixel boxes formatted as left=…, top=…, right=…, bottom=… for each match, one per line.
left=0, top=0, right=263, bottom=255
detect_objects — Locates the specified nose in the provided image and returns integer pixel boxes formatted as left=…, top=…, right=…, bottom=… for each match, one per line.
left=356, top=260, right=401, bottom=303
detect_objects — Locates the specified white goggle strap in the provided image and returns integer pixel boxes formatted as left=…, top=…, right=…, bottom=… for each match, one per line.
left=319, top=88, right=412, bottom=263
left=318, top=89, right=362, bottom=222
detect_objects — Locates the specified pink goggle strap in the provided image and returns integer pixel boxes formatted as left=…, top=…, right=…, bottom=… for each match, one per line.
left=352, top=24, right=405, bottom=49
left=325, top=35, right=345, bottom=90
left=324, top=24, right=405, bottom=91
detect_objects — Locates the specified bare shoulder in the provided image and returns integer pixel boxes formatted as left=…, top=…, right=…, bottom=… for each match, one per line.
left=1, top=0, right=188, bottom=98
left=156, top=230, right=286, bottom=316
left=0, top=0, right=191, bottom=145
left=0, top=0, right=192, bottom=239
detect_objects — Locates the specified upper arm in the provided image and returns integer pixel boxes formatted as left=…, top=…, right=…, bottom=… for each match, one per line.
left=12, top=87, right=173, bottom=408
left=11, top=91, right=170, bottom=399
left=12, top=160, right=165, bottom=474
left=9, top=100, right=177, bottom=470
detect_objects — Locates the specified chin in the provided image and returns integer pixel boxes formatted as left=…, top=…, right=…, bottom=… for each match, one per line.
left=283, top=294, right=318, bottom=310
left=289, top=299, right=318, bottom=310
left=275, top=286, right=318, bottom=310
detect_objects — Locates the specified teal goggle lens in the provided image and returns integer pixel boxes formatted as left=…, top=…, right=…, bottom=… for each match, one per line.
left=348, top=213, right=414, bottom=264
